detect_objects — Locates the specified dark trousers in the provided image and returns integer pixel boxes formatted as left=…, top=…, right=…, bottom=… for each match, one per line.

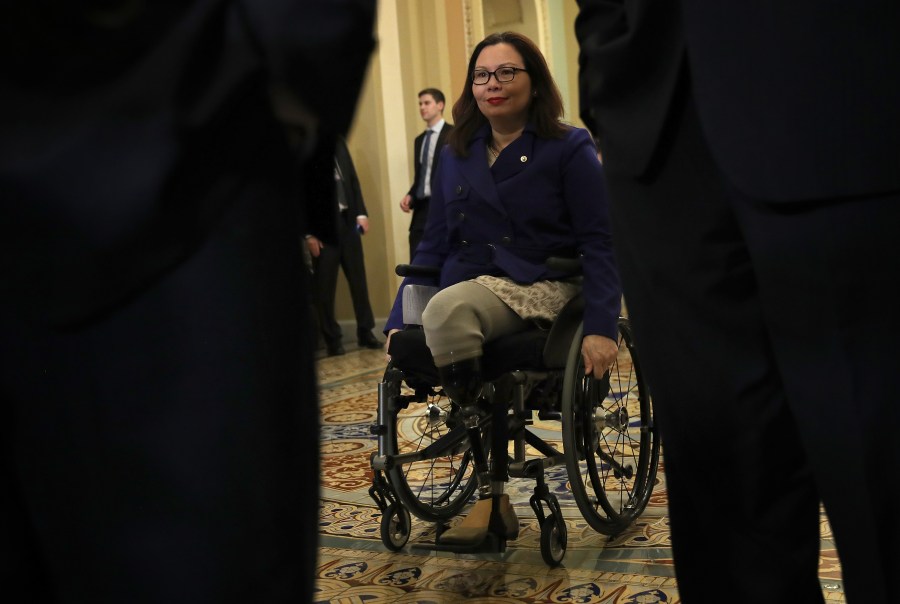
left=408, top=197, right=430, bottom=261
left=0, top=187, right=319, bottom=603
left=605, top=87, right=900, bottom=602
left=312, top=212, right=375, bottom=347
left=409, top=228, right=424, bottom=262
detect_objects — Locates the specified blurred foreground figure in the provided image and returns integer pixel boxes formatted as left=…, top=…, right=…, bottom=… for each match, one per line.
left=0, top=1, right=374, bottom=601
left=577, top=1, right=900, bottom=601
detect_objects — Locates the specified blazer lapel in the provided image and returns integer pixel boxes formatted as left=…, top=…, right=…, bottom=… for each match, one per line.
left=458, top=130, right=505, bottom=216
left=491, top=128, right=535, bottom=184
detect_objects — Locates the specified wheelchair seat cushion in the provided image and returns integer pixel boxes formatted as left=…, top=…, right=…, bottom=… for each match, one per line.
left=388, top=328, right=549, bottom=386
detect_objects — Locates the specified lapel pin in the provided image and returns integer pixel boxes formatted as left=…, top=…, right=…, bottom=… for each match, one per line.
left=520, top=155, right=527, bottom=162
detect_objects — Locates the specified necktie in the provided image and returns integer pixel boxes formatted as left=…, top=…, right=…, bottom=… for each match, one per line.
left=415, top=128, right=433, bottom=200
left=334, top=159, right=349, bottom=213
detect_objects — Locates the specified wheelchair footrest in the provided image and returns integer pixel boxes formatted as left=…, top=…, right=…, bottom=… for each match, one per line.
left=410, top=531, right=507, bottom=555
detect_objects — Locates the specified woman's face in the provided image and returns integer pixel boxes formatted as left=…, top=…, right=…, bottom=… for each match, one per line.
left=471, top=43, right=532, bottom=128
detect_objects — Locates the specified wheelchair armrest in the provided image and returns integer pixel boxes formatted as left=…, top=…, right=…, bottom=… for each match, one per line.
left=396, top=264, right=441, bottom=278
left=396, top=264, right=440, bottom=326
left=545, top=256, right=582, bottom=276
left=542, top=294, right=585, bottom=369
left=402, top=284, right=439, bottom=325
left=399, top=259, right=576, bottom=277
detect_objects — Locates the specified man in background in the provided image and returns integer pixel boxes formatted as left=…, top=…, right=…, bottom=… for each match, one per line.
left=306, top=137, right=381, bottom=356
left=576, top=0, right=900, bottom=601
left=0, top=1, right=375, bottom=601
left=399, top=88, right=453, bottom=260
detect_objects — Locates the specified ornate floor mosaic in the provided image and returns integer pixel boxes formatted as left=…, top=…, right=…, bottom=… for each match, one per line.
left=316, top=347, right=845, bottom=603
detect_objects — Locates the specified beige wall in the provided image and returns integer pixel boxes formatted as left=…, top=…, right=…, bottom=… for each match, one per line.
left=333, top=0, right=583, bottom=331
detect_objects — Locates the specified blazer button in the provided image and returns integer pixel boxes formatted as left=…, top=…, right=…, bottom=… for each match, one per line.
left=458, top=212, right=465, bottom=221
left=501, top=236, right=511, bottom=244
left=460, top=240, right=469, bottom=247
left=455, top=185, right=463, bottom=194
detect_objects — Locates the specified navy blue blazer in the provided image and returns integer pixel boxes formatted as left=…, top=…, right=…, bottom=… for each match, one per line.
left=387, top=124, right=621, bottom=340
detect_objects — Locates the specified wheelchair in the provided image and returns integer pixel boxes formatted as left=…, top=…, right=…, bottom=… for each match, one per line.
left=368, top=264, right=659, bottom=566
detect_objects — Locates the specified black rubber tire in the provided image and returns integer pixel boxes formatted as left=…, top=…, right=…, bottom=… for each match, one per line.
left=561, top=318, right=660, bottom=535
left=539, top=513, right=566, bottom=567
left=380, top=502, right=412, bottom=551
left=381, top=363, right=484, bottom=522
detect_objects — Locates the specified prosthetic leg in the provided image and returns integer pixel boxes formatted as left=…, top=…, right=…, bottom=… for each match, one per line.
left=435, top=358, right=519, bottom=547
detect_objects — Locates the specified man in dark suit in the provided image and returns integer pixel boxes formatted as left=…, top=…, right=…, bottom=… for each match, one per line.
left=577, top=1, right=900, bottom=601
left=306, top=137, right=381, bottom=356
left=0, top=1, right=374, bottom=601
left=399, top=88, right=454, bottom=259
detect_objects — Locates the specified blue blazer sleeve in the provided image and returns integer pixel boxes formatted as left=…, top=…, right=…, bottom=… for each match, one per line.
left=561, top=129, right=621, bottom=339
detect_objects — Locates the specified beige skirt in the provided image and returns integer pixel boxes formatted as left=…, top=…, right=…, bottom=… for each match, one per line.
left=471, top=275, right=580, bottom=327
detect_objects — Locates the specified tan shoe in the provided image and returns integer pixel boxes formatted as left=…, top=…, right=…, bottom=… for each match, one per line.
left=439, top=497, right=493, bottom=544
left=439, top=495, right=519, bottom=545
left=497, top=494, right=520, bottom=540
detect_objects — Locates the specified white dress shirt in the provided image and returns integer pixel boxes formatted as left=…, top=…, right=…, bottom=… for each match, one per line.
left=420, top=119, right=445, bottom=199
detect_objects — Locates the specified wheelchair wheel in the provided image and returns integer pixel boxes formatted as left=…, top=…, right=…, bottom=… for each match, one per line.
left=539, top=513, right=567, bottom=567
left=383, top=363, right=484, bottom=522
left=380, top=503, right=411, bottom=551
left=561, top=318, right=660, bottom=535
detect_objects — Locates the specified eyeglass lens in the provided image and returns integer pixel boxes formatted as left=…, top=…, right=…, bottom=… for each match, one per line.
left=472, top=67, right=521, bottom=84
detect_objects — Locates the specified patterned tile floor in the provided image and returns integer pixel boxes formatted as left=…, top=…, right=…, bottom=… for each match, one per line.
left=315, top=347, right=844, bottom=603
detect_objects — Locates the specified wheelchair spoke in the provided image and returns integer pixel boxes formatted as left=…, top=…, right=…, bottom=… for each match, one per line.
left=386, top=385, right=482, bottom=521
left=563, top=319, right=660, bottom=535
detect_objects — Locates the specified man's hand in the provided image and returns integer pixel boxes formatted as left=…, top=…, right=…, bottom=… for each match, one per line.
left=357, top=216, right=370, bottom=234
left=306, top=236, right=324, bottom=258
left=399, top=194, right=413, bottom=213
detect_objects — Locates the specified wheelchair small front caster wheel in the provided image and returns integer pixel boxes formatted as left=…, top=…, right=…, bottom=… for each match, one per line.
left=540, top=513, right=566, bottom=567
left=380, top=503, right=412, bottom=551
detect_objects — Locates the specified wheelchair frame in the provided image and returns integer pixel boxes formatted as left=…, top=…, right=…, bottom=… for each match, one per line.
left=369, top=267, right=659, bottom=566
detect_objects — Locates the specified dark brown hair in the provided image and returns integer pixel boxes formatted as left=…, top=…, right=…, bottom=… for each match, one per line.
left=418, top=87, right=446, bottom=106
left=448, top=31, right=566, bottom=156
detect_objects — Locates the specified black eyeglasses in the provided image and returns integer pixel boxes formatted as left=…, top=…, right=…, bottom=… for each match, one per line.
left=472, top=66, right=528, bottom=85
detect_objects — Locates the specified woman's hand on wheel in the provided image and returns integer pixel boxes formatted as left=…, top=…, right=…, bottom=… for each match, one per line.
left=581, top=334, right=617, bottom=377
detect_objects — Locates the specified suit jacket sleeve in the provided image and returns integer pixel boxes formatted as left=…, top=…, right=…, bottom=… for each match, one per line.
left=340, top=140, right=368, bottom=217
left=575, top=0, right=684, bottom=176
left=574, top=0, right=628, bottom=136
left=240, top=0, right=375, bottom=244
left=0, top=0, right=375, bottom=326
left=239, top=0, right=376, bottom=140
left=406, top=132, right=423, bottom=201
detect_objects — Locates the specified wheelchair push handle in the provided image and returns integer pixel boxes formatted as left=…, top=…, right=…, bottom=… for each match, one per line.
left=544, top=256, right=583, bottom=275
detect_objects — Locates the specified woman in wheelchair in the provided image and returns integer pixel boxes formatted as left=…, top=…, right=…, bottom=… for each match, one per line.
left=384, top=32, right=621, bottom=546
